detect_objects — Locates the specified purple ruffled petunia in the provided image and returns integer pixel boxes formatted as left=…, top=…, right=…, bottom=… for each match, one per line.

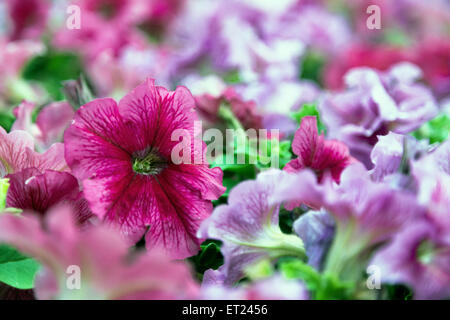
left=320, top=63, right=439, bottom=168
left=198, top=169, right=307, bottom=285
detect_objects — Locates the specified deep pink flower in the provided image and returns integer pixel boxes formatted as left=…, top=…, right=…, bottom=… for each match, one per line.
left=324, top=44, right=415, bottom=91
left=0, top=206, right=199, bottom=299
left=6, top=168, right=94, bottom=225
left=5, top=0, right=50, bottom=40
left=284, top=116, right=355, bottom=183
left=0, top=127, right=67, bottom=177
left=64, top=78, right=225, bottom=259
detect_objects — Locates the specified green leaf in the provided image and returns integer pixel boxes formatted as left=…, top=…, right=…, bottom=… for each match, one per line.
left=22, top=51, right=85, bottom=100
left=0, top=110, right=15, bottom=132
left=0, top=178, right=10, bottom=211
left=412, top=114, right=450, bottom=144
left=189, top=240, right=224, bottom=277
left=299, top=51, right=326, bottom=86
left=291, top=104, right=327, bottom=135
left=279, top=258, right=354, bottom=299
left=0, top=244, right=40, bottom=289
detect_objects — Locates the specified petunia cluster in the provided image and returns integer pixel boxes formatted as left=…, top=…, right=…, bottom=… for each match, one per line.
left=0, top=0, right=449, bottom=300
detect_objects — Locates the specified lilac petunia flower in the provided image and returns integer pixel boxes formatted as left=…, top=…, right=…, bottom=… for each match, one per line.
left=369, top=132, right=428, bottom=185
left=64, top=78, right=225, bottom=259
left=371, top=219, right=450, bottom=300
left=198, top=169, right=306, bottom=285
left=0, top=205, right=199, bottom=299
left=320, top=63, right=439, bottom=168
left=272, top=163, right=426, bottom=280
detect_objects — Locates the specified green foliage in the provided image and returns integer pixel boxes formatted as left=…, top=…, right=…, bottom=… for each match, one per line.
left=291, top=104, right=327, bottom=135
left=0, top=178, right=10, bottom=211
left=0, top=245, right=40, bottom=289
left=299, top=51, right=325, bottom=86
left=0, top=110, right=15, bottom=132
left=189, top=240, right=224, bottom=278
left=383, top=284, right=414, bottom=300
left=412, top=114, right=450, bottom=144
left=279, top=258, right=355, bottom=299
left=22, top=51, right=85, bottom=100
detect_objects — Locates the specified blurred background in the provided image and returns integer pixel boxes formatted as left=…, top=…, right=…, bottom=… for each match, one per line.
left=0, top=0, right=449, bottom=133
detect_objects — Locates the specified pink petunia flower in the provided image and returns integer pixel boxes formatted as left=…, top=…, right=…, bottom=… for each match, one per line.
left=284, top=116, right=356, bottom=183
left=5, top=0, right=50, bottom=40
left=64, top=78, right=225, bottom=259
left=0, top=127, right=67, bottom=177
left=0, top=205, right=199, bottom=299
left=12, top=100, right=75, bottom=151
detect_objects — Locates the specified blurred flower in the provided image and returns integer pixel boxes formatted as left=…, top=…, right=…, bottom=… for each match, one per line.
left=88, top=44, right=173, bottom=97
left=369, top=132, right=428, bottom=185
left=0, top=127, right=67, bottom=177
left=193, top=84, right=263, bottom=131
left=0, top=38, right=44, bottom=104
left=324, top=44, right=414, bottom=90
left=5, top=0, right=50, bottom=40
left=417, top=38, right=450, bottom=99
left=371, top=219, right=450, bottom=299
left=198, top=169, right=306, bottom=285
left=64, top=78, right=225, bottom=259
left=320, top=63, right=439, bottom=167
left=201, top=273, right=308, bottom=300
left=12, top=100, right=74, bottom=151
left=0, top=205, right=199, bottom=299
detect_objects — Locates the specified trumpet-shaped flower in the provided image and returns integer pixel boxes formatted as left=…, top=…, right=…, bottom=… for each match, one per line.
left=64, top=78, right=225, bottom=259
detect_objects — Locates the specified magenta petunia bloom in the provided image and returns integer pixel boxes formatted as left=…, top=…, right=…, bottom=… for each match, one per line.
left=64, top=78, right=225, bottom=259
left=6, top=168, right=94, bottom=225
left=284, top=116, right=356, bottom=183
left=5, top=0, right=50, bottom=40
left=0, top=206, right=199, bottom=299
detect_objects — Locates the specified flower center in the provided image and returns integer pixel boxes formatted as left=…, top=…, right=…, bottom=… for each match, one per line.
left=132, top=151, right=166, bottom=175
